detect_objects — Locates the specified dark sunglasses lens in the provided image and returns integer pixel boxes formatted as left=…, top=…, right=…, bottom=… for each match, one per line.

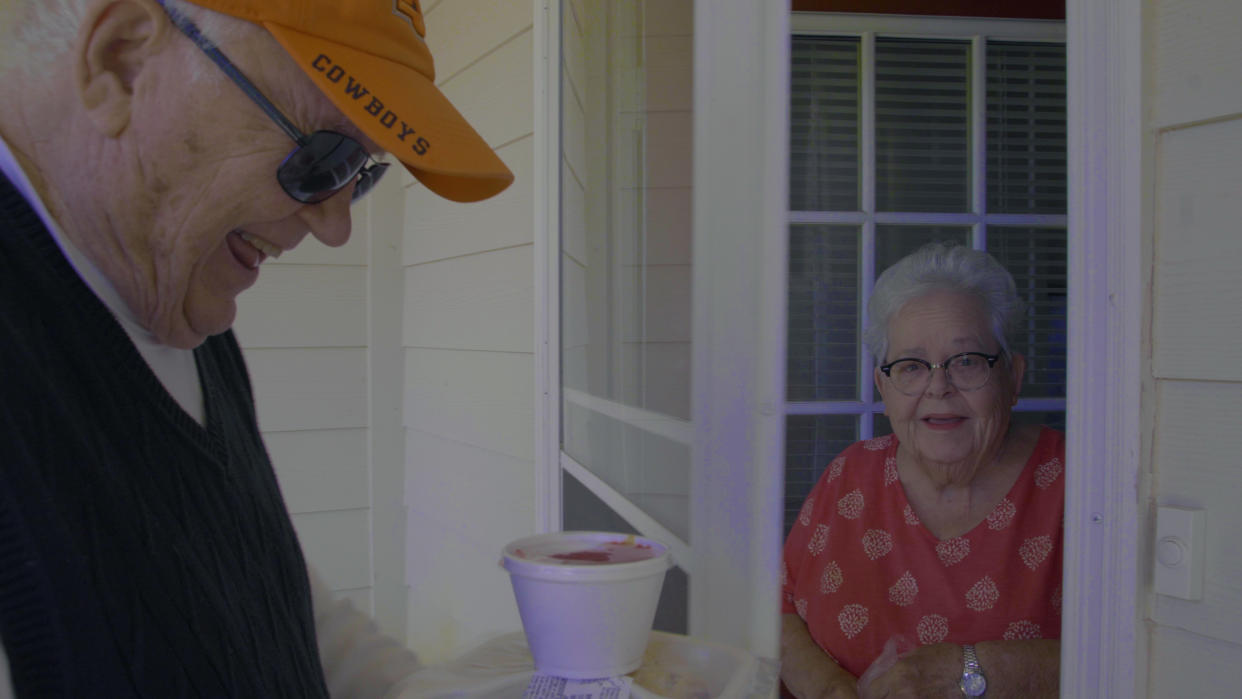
left=278, top=131, right=370, bottom=203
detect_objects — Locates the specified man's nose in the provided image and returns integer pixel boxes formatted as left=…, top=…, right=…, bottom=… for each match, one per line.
left=297, top=183, right=355, bottom=247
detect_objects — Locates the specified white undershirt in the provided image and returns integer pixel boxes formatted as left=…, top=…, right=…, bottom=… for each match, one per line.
left=0, top=137, right=204, bottom=425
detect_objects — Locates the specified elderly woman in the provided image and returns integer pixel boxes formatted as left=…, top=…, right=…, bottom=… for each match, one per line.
left=780, top=243, right=1063, bottom=699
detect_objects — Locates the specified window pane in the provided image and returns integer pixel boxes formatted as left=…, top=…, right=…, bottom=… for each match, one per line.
left=560, top=0, right=693, bottom=541
left=987, top=41, right=1067, bottom=214
left=790, top=36, right=861, bottom=212
left=787, top=225, right=860, bottom=401
left=875, top=225, right=971, bottom=278
left=987, top=227, right=1067, bottom=399
left=876, top=38, right=970, bottom=212
left=785, top=415, right=859, bottom=535
left=1012, top=410, right=1066, bottom=433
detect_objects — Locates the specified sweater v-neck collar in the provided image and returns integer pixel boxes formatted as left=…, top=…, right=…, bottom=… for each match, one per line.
left=0, top=173, right=225, bottom=463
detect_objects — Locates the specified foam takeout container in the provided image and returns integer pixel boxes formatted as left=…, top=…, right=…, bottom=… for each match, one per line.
left=500, top=531, right=671, bottom=679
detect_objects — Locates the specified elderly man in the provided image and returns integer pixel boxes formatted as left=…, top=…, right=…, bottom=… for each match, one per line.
left=0, top=0, right=511, bottom=695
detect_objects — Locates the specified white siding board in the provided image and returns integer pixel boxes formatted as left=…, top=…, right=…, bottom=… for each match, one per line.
left=403, top=246, right=534, bottom=353
left=1149, top=627, right=1242, bottom=698
left=247, top=348, right=368, bottom=432
left=1151, top=379, right=1242, bottom=645
left=423, top=0, right=532, bottom=82
left=234, top=265, right=366, bottom=348
left=400, top=0, right=535, bottom=667
left=439, top=29, right=534, bottom=149
left=404, top=428, right=533, bottom=545
left=291, top=508, right=372, bottom=592
left=1153, top=118, right=1242, bottom=381
left=562, top=1, right=587, bottom=110
left=1151, top=0, right=1242, bottom=128
left=404, top=507, right=526, bottom=664
left=266, top=428, right=369, bottom=514
left=402, top=137, right=534, bottom=266
left=403, top=348, right=534, bottom=462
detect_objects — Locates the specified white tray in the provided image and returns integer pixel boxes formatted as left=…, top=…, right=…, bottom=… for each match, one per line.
left=401, top=630, right=773, bottom=699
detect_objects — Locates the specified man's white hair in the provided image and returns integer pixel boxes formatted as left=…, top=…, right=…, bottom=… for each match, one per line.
left=0, top=0, right=239, bottom=80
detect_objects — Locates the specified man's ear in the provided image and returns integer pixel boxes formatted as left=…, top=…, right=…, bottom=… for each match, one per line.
left=75, top=0, right=168, bottom=137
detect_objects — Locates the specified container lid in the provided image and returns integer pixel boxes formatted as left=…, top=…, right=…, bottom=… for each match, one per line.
left=501, top=531, right=671, bottom=582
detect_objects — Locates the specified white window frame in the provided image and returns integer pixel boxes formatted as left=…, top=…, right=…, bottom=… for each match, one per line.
left=789, top=13, right=1068, bottom=439
left=534, top=0, right=1144, bottom=687
left=1061, top=0, right=1143, bottom=694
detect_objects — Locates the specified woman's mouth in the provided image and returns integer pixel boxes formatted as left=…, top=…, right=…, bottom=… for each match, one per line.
left=226, top=229, right=283, bottom=269
left=922, top=415, right=966, bottom=430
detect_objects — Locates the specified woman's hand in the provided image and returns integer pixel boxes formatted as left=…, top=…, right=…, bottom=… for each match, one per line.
left=856, top=642, right=961, bottom=699
left=856, top=639, right=1060, bottom=699
left=780, top=613, right=860, bottom=699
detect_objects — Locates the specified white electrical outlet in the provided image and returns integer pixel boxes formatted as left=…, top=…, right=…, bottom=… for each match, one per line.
left=1153, top=505, right=1205, bottom=600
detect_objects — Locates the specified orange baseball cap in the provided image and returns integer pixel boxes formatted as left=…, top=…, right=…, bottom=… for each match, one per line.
left=182, top=0, right=513, bottom=202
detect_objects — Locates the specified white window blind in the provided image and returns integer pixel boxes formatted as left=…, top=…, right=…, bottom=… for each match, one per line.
left=785, top=19, right=1067, bottom=533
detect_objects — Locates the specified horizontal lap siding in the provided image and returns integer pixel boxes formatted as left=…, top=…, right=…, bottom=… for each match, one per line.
left=237, top=209, right=374, bottom=606
left=404, top=0, right=535, bottom=665
left=1148, top=0, right=1242, bottom=693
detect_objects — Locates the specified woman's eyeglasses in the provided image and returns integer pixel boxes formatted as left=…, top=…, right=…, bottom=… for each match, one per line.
left=879, top=351, right=1002, bottom=396
left=157, top=1, right=388, bottom=204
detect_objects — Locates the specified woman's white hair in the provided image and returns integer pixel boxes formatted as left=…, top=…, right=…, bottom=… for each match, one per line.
left=0, top=0, right=237, bottom=80
left=863, top=241, right=1026, bottom=364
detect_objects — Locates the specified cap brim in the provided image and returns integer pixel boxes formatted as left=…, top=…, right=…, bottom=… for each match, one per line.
left=265, top=25, right=514, bottom=203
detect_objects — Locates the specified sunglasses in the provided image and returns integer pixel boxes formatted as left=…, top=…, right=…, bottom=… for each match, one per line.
left=157, top=1, right=389, bottom=203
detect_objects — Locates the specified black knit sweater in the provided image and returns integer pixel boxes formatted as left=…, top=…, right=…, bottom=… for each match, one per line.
left=0, top=174, right=329, bottom=697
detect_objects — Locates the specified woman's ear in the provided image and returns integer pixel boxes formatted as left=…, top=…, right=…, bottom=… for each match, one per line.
left=874, top=366, right=890, bottom=415
left=75, top=0, right=168, bottom=136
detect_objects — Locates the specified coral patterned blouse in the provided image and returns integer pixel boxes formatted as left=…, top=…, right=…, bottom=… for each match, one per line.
left=781, top=427, right=1065, bottom=678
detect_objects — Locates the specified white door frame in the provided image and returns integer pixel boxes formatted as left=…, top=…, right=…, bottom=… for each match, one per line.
left=1062, top=0, right=1144, bottom=695
left=535, top=0, right=1146, bottom=688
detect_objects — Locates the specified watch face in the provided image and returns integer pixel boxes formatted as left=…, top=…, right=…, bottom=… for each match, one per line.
left=960, top=672, right=987, bottom=696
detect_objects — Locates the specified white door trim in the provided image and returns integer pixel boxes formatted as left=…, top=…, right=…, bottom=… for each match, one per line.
left=688, top=0, right=789, bottom=659
left=533, top=0, right=562, bottom=534
left=1062, top=0, right=1144, bottom=695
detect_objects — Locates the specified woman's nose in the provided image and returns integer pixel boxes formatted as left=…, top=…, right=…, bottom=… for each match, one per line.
left=925, top=365, right=955, bottom=395
left=298, top=183, right=355, bottom=248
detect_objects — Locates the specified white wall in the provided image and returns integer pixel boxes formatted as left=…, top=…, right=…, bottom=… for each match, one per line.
left=1146, top=0, right=1242, bottom=694
left=238, top=0, right=537, bottom=667
left=236, top=199, right=381, bottom=613
left=238, top=167, right=410, bottom=643
left=401, top=0, right=537, bottom=664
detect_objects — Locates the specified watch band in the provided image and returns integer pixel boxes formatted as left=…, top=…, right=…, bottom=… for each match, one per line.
left=960, top=644, right=987, bottom=697
left=963, top=644, right=980, bottom=673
